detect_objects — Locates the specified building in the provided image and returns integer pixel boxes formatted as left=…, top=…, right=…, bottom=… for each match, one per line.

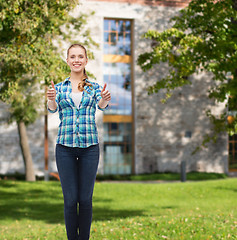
left=0, top=0, right=235, bottom=176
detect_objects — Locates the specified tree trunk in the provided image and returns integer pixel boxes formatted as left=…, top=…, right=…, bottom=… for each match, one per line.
left=17, top=121, right=36, bottom=181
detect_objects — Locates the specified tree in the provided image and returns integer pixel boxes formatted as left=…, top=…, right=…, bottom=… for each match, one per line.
left=137, top=0, right=237, bottom=152
left=0, top=0, right=97, bottom=181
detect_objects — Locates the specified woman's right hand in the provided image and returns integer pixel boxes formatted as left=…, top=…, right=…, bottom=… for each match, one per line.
left=47, top=81, right=57, bottom=111
left=47, top=80, right=56, bottom=101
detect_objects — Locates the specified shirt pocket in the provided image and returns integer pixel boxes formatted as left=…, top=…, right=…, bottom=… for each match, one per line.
left=59, top=93, right=73, bottom=109
left=81, top=91, right=95, bottom=108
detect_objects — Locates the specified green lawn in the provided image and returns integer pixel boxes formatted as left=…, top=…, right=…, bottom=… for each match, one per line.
left=0, top=179, right=236, bottom=240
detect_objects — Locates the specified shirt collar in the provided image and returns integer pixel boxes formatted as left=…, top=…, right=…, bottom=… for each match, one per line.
left=62, top=77, right=70, bottom=85
left=62, top=77, right=90, bottom=85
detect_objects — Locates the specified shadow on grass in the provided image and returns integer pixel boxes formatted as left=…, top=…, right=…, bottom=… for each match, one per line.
left=93, top=207, right=145, bottom=221
left=215, top=186, right=237, bottom=193
left=0, top=185, right=64, bottom=224
left=161, top=206, right=176, bottom=209
left=0, top=181, right=148, bottom=223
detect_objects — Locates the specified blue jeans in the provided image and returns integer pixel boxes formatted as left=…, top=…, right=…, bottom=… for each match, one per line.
left=56, top=144, right=99, bottom=240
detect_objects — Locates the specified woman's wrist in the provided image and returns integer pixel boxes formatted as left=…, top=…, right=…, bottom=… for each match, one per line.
left=98, top=98, right=109, bottom=109
left=47, top=99, right=57, bottom=111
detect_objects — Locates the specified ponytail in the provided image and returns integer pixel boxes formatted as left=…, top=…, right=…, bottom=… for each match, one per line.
left=78, top=68, right=92, bottom=92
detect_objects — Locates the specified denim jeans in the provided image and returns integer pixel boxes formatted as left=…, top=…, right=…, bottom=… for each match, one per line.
left=56, top=144, right=99, bottom=240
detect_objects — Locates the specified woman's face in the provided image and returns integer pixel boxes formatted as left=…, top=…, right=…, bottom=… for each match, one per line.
left=67, top=47, right=88, bottom=73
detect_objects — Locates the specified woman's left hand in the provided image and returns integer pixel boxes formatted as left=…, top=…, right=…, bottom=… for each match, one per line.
left=101, top=83, right=111, bottom=101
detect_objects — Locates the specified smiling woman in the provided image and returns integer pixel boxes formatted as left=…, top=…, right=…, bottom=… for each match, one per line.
left=46, top=43, right=111, bottom=240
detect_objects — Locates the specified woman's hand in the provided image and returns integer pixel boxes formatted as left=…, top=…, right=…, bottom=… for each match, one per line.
left=101, top=83, right=111, bottom=101
left=47, top=81, right=57, bottom=111
left=47, top=80, right=56, bottom=101
left=99, top=83, right=111, bottom=109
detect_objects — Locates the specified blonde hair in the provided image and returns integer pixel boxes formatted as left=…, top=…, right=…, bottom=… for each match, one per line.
left=67, top=43, right=93, bottom=91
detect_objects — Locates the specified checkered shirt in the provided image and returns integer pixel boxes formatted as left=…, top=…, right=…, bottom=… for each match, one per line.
left=48, top=77, right=107, bottom=148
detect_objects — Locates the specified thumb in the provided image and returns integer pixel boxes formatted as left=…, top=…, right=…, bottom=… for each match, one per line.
left=51, top=80, right=55, bottom=89
left=102, top=83, right=107, bottom=92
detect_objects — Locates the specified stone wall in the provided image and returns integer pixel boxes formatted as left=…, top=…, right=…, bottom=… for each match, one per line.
left=134, top=71, right=228, bottom=173
left=0, top=103, right=58, bottom=176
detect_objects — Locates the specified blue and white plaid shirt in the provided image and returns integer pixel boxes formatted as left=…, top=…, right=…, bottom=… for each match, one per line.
left=48, top=77, right=107, bottom=148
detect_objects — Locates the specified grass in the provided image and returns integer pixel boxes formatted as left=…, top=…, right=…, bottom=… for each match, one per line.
left=0, top=178, right=236, bottom=240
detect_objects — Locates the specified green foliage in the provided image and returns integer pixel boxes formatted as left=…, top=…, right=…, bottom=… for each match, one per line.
left=0, top=0, right=97, bottom=124
left=137, top=0, right=237, bottom=147
left=0, top=179, right=236, bottom=239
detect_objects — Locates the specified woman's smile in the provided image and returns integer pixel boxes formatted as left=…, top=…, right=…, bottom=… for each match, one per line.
left=73, top=63, right=82, bottom=67
left=67, top=47, right=88, bottom=73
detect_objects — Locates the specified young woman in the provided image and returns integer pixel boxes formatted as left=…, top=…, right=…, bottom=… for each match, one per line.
left=47, top=43, right=111, bottom=240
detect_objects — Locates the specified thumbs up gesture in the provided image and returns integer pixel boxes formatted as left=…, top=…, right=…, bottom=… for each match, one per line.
left=47, top=80, right=56, bottom=101
left=101, top=83, right=111, bottom=101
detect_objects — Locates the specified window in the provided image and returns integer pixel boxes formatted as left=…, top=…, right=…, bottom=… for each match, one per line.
left=104, top=62, right=131, bottom=115
left=103, top=19, right=133, bottom=174
left=104, top=122, right=132, bottom=174
left=104, top=19, right=131, bottom=55
left=229, top=135, right=237, bottom=171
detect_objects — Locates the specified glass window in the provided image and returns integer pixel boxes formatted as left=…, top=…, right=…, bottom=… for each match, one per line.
left=103, top=62, right=131, bottom=115
left=104, top=19, right=109, bottom=31
left=104, top=122, right=132, bottom=174
left=228, top=134, right=237, bottom=170
left=103, top=19, right=133, bottom=175
left=104, top=19, right=131, bottom=56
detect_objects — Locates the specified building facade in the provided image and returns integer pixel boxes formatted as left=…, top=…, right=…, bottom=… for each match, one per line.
left=0, top=0, right=234, bottom=176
